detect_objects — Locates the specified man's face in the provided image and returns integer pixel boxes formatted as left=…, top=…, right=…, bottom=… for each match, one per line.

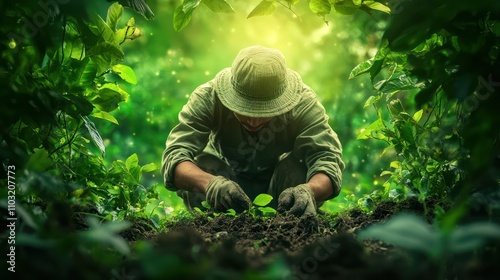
left=233, top=112, right=273, bottom=132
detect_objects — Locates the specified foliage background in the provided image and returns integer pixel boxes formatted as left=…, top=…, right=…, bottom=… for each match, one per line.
left=97, top=0, right=392, bottom=213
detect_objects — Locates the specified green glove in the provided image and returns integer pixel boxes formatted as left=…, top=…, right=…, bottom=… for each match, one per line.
left=206, top=176, right=251, bottom=213
left=277, top=184, right=317, bottom=216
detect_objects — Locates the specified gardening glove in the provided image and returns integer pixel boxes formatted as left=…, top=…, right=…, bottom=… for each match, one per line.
left=206, top=176, right=251, bottom=213
left=277, top=184, right=317, bottom=216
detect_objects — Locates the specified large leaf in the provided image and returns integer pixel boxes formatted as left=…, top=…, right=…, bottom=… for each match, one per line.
left=81, top=115, right=106, bottom=156
left=107, top=2, right=124, bottom=31
left=173, top=0, right=201, bottom=31
left=309, top=0, right=331, bottom=17
left=247, top=0, right=276, bottom=19
left=112, top=64, right=137, bottom=84
left=358, top=214, right=439, bottom=257
left=89, top=14, right=116, bottom=43
left=202, top=0, right=234, bottom=13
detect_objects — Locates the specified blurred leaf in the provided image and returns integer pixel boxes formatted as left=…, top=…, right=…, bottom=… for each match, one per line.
left=107, top=2, right=124, bottom=31
left=26, top=148, right=52, bottom=172
left=202, top=0, right=234, bottom=13
left=358, top=214, right=439, bottom=257
left=81, top=217, right=131, bottom=255
left=92, top=111, right=119, bottom=125
left=201, top=200, right=211, bottom=209
left=390, top=161, right=401, bottom=169
left=253, top=193, right=273, bottom=207
left=450, top=222, right=500, bottom=253
left=247, top=0, right=276, bottom=19
left=362, top=1, right=391, bottom=14
left=82, top=116, right=106, bottom=156
left=112, top=64, right=137, bottom=84
left=309, top=0, right=331, bottom=17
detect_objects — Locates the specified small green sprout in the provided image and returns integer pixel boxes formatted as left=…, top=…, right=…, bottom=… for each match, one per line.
left=249, top=194, right=277, bottom=218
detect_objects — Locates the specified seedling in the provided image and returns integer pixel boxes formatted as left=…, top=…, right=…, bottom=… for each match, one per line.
left=249, top=194, right=277, bottom=218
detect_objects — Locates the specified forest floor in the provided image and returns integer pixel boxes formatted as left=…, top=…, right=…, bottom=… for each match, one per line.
left=105, top=197, right=496, bottom=280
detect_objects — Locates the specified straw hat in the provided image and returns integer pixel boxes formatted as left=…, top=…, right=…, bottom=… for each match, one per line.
left=213, top=45, right=303, bottom=118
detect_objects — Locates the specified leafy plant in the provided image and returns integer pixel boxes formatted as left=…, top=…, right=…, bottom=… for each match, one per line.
left=172, top=0, right=391, bottom=31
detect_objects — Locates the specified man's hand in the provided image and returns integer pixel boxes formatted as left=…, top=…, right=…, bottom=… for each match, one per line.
left=277, top=184, right=317, bottom=216
left=206, top=176, right=251, bottom=213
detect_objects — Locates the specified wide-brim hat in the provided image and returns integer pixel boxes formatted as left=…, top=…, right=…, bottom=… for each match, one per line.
left=213, top=45, right=303, bottom=118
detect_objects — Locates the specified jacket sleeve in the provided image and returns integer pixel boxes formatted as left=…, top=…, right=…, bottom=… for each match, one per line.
left=161, top=84, right=215, bottom=191
left=291, top=89, right=345, bottom=199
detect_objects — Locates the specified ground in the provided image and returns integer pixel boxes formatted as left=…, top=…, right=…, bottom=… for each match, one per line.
left=108, top=197, right=497, bottom=280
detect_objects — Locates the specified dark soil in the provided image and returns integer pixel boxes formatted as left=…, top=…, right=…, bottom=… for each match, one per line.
left=71, top=197, right=498, bottom=280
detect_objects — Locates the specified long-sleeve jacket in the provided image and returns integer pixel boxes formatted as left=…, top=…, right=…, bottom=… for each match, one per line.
left=161, top=77, right=345, bottom=197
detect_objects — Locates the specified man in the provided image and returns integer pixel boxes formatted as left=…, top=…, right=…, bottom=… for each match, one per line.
left=161, top=45, right=344, bottom=216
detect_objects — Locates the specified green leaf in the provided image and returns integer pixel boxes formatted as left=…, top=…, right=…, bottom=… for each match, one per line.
left=126, top=153, right=139, bottom=170
left=79, top=60, right=97, bottom=88
left=26, top=148, right=53, bottom=172
left=358, top=214, right=438, bottom=257
left=107, top=2, right=124, bottom=31
left=82, top=115, right=106, bottom=156
left=173, top=4, right=193, bottom=31
left=141, top=162, right=158, bottom=173
left=201, top=200, right=211, bottom=209
left=357, top=118, right=385, bottom=140
left=81, top=217, right=131, bottom=255
left=247, top=0, right=276, bottom=19
left=91, top=87, right=126, bottom=112
left=390, top=161, right=401, bottom=169
left=363, top=95, right=381, bottom=109
left=380, top=170, right=392, bottom=177
left=202, top=0, right=234, bottom=13
left=412, top=109, right=424, bottom=123
left=87, top=42, right=124, bottom=75
left=259, top=206, right=277, bottom=217
left=89, top=14, right=116, bottom=43
left=349, top=58, right=374, bottom=79
left=309, top=0, right=331, bottom=17
left=112, top=64, right=137, bottom=84
left=333, top=0, right=360, bottom=15
left=253, top=193, right=273, bottom=207
left=362, top=1, right=391, bottom=14
left=183, top=0, right=202, bottom=12
left=92, top=111, right=119, bottom=125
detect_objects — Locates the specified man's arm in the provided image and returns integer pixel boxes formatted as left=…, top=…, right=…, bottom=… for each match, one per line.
left=306, top=173, right=334, bottom=202
left=173, top=161, right=215, bottom=193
